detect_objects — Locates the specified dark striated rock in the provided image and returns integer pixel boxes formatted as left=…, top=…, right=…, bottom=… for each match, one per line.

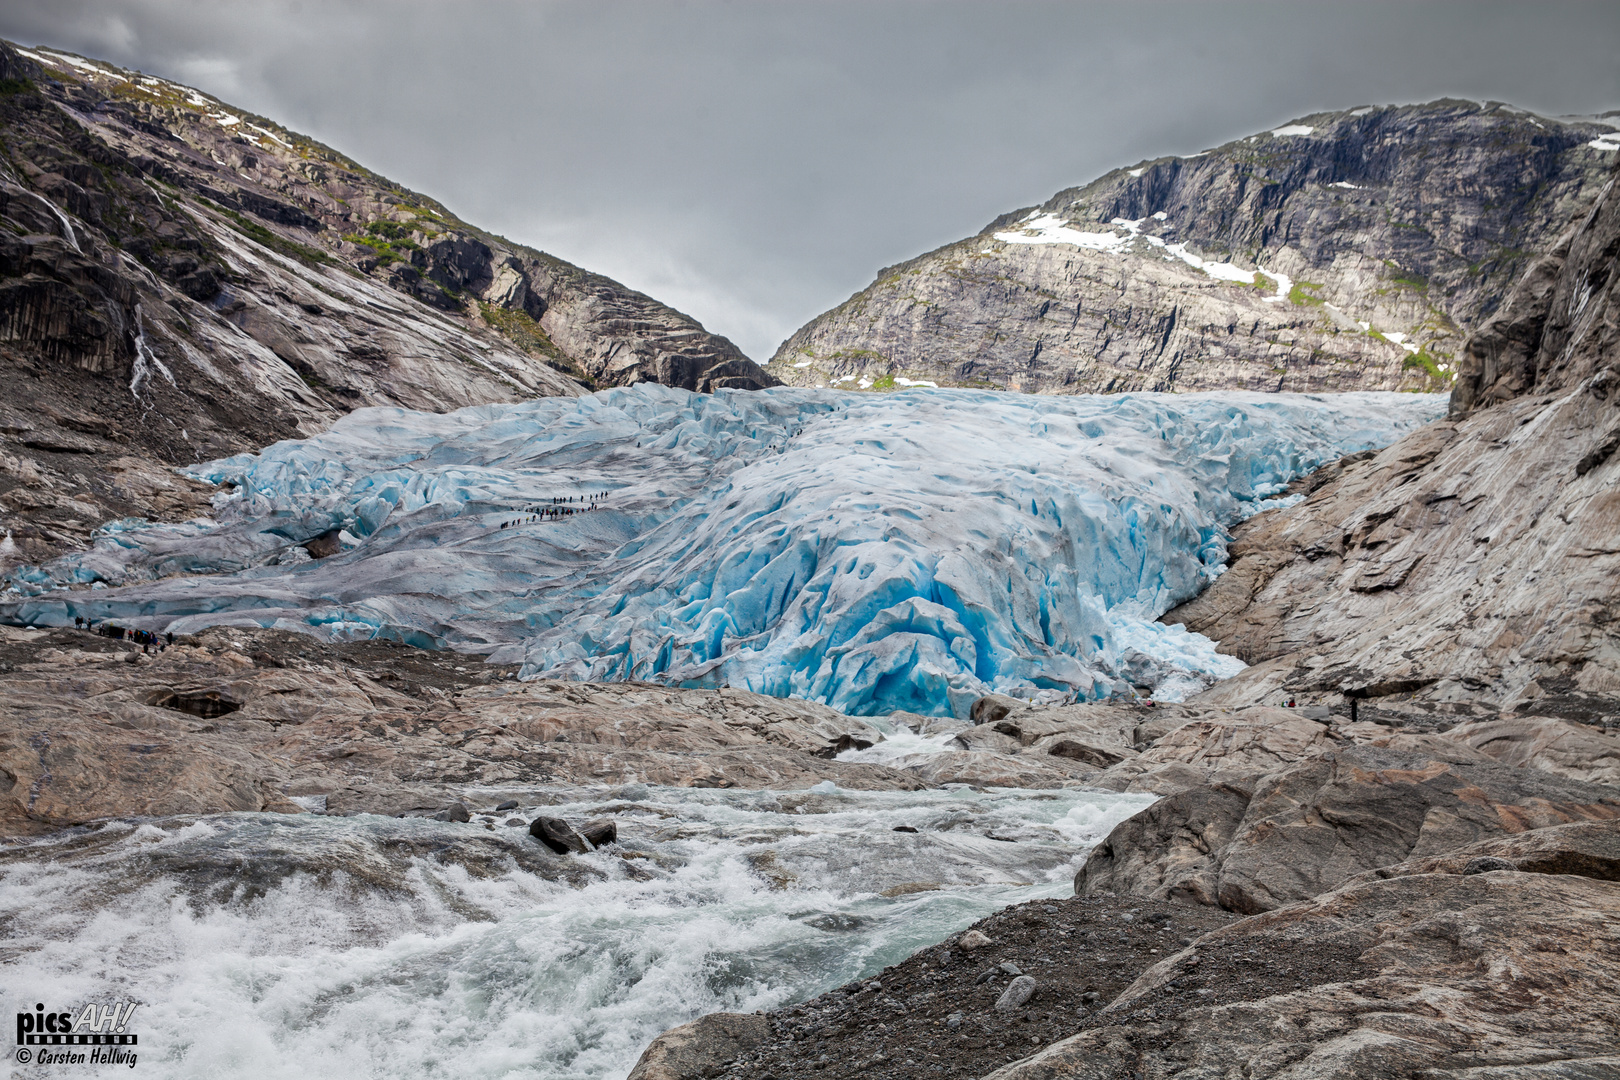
left=434, top=802, right=471, bottom=823
left=528, top=816, right=589, bottom=854
left=1075, top=784, right=1252, bottom=906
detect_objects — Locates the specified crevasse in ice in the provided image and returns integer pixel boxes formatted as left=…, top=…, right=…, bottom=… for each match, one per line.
left=0, top=386, right=1445, bottom=716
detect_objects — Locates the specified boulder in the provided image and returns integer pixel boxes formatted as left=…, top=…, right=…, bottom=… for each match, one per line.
left=991, top=871, right=1620, bottom=1080
left=994, top=975, right=1037, bottom=1013
left=970, top=694, right=1020, bottom=726
left=1076, top=745, right=1620, bottom=913
left=627, top=1012, right=768, bottom=1080
left=957, top=929, right=993, bottom=951
left=434, top=802, right=471, bottom=823
left=529, top=816, right=588, bottom=854
left=1029, top=734, right=1133, bottom=768
left=579, top=818, right=617, bottom=848
left=1075, top=783, right=1253, bottom=906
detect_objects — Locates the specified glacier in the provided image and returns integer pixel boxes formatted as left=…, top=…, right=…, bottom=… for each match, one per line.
left=0, top=386, right=1445, bottom=717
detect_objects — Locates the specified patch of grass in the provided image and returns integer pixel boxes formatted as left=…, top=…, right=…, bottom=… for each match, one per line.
left=478, top=302, right=594, bottom=385
left=363, top=220, right=420, bottom=249
left=344, top=233, right=400, bottom=265
left=0, top=77, right=36, bottom=97
left=1402, top=349, right=1445, bottom=381
left=1288, top=280, right=1326, bottom=306
left=869, top=374, right=896, bottom=391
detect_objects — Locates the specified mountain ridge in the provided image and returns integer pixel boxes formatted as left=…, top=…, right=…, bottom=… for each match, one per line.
left=767, top=99, right=1618, bottom=395
left=0, top=39, right=774, bottom=569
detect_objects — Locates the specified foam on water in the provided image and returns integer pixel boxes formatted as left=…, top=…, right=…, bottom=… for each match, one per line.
left=0, top=785, right=1153, bottom=1079
left=0, top=386, right=1445, bottom=716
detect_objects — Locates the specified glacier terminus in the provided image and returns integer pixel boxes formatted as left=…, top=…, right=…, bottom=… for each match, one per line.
left=2, top=387, right=1445, bottom=717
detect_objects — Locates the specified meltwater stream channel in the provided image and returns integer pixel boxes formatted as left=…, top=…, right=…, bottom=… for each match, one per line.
left=1, top=779, right=1153, bottom=1079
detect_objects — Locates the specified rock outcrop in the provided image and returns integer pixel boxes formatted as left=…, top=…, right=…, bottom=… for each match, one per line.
left=993, top=865, right=1620, bottom=1080
left=0, top=41, right=772, bottom=568
left=1168, top=156, right=1620, bottom=724
left=767, top=101, right=1617, bottom=397
left=0, top=624, right=912, bottom=836
left=1076, top=744, right=1620, bottom=913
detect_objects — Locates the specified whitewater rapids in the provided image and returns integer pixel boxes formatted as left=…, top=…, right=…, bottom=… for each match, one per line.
left=0, top=784, right=1153, bottom=1079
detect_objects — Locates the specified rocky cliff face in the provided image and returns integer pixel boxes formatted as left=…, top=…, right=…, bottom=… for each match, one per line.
left=767, top=101, right=1618, bottom=396
left=1166, top=157, right=1620, bottom=722
left=0, top=41, right=773, bottom=568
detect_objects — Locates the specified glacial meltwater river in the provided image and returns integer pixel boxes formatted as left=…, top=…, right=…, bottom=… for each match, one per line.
left=1, top=782, right=1153, bottom=1079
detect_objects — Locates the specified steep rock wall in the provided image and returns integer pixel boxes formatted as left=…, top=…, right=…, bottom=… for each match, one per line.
left=1169, top=160, right=1620, bottom=721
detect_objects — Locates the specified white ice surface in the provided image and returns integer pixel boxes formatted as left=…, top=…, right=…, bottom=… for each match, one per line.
left=2, top=386, right=1445, bottom=717
left=1271, top=125, right=1315, bottom=136
left=1589, top=134, right=1620, bottom=152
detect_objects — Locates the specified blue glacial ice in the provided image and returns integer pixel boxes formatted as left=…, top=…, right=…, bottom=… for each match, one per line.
left=0, top=386, right=1446, bottom=717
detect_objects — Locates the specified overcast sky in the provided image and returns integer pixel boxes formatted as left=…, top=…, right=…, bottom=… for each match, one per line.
left=1, top=2, right=1617, bottom=360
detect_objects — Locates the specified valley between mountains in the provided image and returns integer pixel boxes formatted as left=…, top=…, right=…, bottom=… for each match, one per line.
left=0, top=34, right=1618, bottom=1080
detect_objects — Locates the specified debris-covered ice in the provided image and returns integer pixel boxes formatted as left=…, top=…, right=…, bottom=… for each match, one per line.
left=1, top=386, right=1446, bottom=716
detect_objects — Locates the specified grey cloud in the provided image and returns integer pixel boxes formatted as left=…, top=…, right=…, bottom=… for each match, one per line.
left=1, top=0, right=1616, bottom=360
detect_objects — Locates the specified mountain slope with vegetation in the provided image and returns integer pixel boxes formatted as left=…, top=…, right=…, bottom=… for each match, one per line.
left=0, top=40, right=773, bottom=568
left=767, top=100, right=1618, bottom=396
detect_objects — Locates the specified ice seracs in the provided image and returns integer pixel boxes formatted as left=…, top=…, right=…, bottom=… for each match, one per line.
left=3, top=386, right=1445, bottom=718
